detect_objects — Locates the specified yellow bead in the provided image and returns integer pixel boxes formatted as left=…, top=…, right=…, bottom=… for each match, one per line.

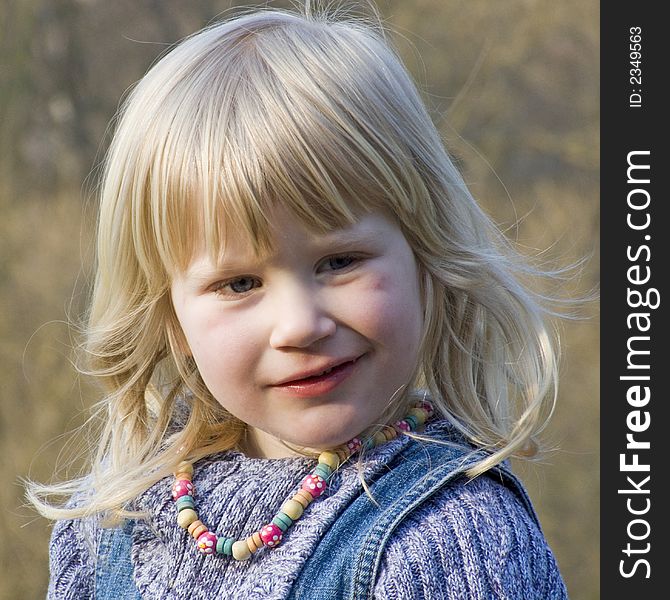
left=408, top=408, right=427, bottom=425
left=281, top=499, right=304, bottom=520
left=373, top=431, right=387, bottom=445
left=318, top=451, right=339, bottom=470
left=174, top=471, right=192, bottom=481
left=177, top=508, right=198, bottom=528
left=295, top=489, right=314, bottom=507
left=384, top=427, right=397, bottom=440
left=246, top=535, right=262, bottom=553
left=175, top=461, right=194, bottom=476
left=232, top=540, right=252, bottom=560
left=293, top=491, right=311, bottom=509
left=251, top=532, right=263, bottom=550
left=335, top=448, right=349, bottom=463
left=334, top=444, right=350, bottom=457
left=188, top=520, right=208, bottom=539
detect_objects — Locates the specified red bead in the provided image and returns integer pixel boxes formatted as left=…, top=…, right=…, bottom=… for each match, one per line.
left=260, top=523, right=283, bottom=547
left=302, top=474, right=327, bottom=498
left=197, top=531, right=217, bottom=555
left=172, top=479, right=194, bottom=500
left=418, top=400, right=434, bottom=417
left=346, top=437, right=362, bottom=453
left=395, top=420, right=411, bottom=432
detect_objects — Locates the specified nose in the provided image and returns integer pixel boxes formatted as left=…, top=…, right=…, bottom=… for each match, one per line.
left=269, top=282, right=336, bottom=349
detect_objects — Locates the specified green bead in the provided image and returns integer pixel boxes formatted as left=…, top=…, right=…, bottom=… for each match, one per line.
left=223, top=538, right=234, bottom=555
left=279, top=512, right=293, bottom=529
left=176, top=496, right=195, bottom=511
left=363, top=437, right=375, bottom=450
left=404, top=415, right=418, bottom=430
left=317, top=451, right=340, bottom=470
left=314, top=464, right=332, bottom=479
left=273, top=512, right=292, bottom=531
left=216, top=537, right=227, bottom=554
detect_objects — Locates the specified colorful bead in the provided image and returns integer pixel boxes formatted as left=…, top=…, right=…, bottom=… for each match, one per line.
left=408, top=408, right=427, bottom=426
left=363, top=437, right=375, bottom=450
left=246, top=535, right=262, bottom=553
left=197, top=531, right=217, bottom=555
left=273, top=511, right=293, bottom=530
left=232, top=540, right=252, bottom=561
left=223, top=538, right=234, bottom=556
left=281, top=499, right=304, bottom=520
left=177, top=460, right=194, bottom=474
left=177, top=508, right=198, bottom=528
left=373, top=431, right=387, bottom=445
left=404, top=415, right=418, bottom=430
left=302, top=474, right=327, bottom=498
left=294, top=490, right=313, bottom=508
left=172, top=479, right=194, bottom=500
left=313, top=463, right=332, bottom=480
left=260, top=523, right=283, bottom=547
left=280, top=512, right=294, bottom=527
left=347, top=437, right=362, bottom=453
left=188, top=520, right=208, bottom=540
left=335, top=448, right=349, bottom=463
left=385, top=427, right=398, bottom=440
left=318, top=451, right=339, bottom=470
left=395, top=419, right=411, bottom=432
left=417, top=400, right=434, bottom=417
left=176, top=496, right=195, bottom=512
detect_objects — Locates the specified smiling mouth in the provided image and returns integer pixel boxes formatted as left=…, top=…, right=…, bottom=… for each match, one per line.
left=274, top=356, right=362, bottom=388
left=296, top=360, right=354, bottom=382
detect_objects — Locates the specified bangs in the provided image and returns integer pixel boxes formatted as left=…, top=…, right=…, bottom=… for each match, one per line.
left=138, top=13, right=424, bottom=275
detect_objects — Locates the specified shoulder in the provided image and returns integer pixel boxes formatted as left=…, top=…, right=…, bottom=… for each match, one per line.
left=48, top=515, right=98, bottom=599
left=47, top=490, right=104, bottom=600
left=373, top=472, right=568, bottom=600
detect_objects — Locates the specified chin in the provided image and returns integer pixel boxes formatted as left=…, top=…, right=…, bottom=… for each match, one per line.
left=288, top=418, right=366, bottom=453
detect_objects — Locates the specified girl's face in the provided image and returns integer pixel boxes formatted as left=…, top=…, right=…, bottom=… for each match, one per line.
left=171, top=205, right=424, bottom=458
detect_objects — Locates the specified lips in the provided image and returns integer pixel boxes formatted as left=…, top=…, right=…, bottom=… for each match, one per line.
left=269, top=355, right=363, bottom=397
left=273, top=356, right=361, bottom=386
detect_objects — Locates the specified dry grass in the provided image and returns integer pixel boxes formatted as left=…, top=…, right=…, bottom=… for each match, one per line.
left=2, top=1, right=599, bottom=598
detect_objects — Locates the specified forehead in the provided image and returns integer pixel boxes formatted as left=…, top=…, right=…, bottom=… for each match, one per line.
left=183, top=207, right=396, bottom=274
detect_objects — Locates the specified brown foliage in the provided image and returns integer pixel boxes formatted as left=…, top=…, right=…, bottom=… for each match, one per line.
left=1, top=1, right=598, bottom=598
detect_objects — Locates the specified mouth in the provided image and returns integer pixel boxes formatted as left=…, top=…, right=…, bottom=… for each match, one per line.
left=271, top=356, right=363, bottom=395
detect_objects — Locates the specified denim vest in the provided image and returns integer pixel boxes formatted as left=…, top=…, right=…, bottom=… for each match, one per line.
left=95, top=433, right=536, bottom=599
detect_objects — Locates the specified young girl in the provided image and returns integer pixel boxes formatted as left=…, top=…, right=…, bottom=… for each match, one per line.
left=31, top=4, right=569, bottom=599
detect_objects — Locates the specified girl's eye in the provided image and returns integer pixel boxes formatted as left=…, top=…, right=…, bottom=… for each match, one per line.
left=322, top=255, right=357, bottom=271
left=213, top=276, right=260, bottom=296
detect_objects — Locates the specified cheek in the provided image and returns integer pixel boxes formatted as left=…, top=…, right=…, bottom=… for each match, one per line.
left=355, top=270, right=423, bottom=354
left=180, top=309, right=259, bottom=382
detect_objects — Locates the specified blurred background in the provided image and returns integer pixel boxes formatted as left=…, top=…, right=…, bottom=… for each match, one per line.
left=1, top=0, right=599, bottom=597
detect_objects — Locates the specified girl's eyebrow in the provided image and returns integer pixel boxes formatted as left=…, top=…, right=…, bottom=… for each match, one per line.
left=183, top=223, right=386, bottom=282
left=313, top=225, right=386, bottom=248
left=184, top=260, right=253, bottom=283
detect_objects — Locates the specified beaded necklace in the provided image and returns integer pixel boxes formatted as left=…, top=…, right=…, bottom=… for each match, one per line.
left=171, top=400, right=434, bottom=560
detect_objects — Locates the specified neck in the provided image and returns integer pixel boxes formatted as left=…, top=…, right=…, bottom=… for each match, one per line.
left=239, top=427, right=311, bottom=459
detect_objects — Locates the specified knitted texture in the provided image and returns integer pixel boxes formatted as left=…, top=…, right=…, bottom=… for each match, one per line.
left=374, top=475, right=568, bottom=599
left=47, top=421, right=567, bottom=599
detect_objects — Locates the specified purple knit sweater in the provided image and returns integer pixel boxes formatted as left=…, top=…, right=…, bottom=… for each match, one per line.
left=47, top=420, right=568, bottom=598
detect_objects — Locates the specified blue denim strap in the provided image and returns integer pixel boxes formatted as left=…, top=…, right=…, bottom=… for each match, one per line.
left=95, top=520, right=143, bottom=599
left=288, top=437, right=537, bottom=600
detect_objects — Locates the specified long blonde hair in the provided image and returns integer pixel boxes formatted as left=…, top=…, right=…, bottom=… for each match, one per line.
left=29, top=4, right=561, bottom=521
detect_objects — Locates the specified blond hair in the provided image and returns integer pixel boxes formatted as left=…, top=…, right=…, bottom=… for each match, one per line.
left=29, top=4, right=561, bottom=521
